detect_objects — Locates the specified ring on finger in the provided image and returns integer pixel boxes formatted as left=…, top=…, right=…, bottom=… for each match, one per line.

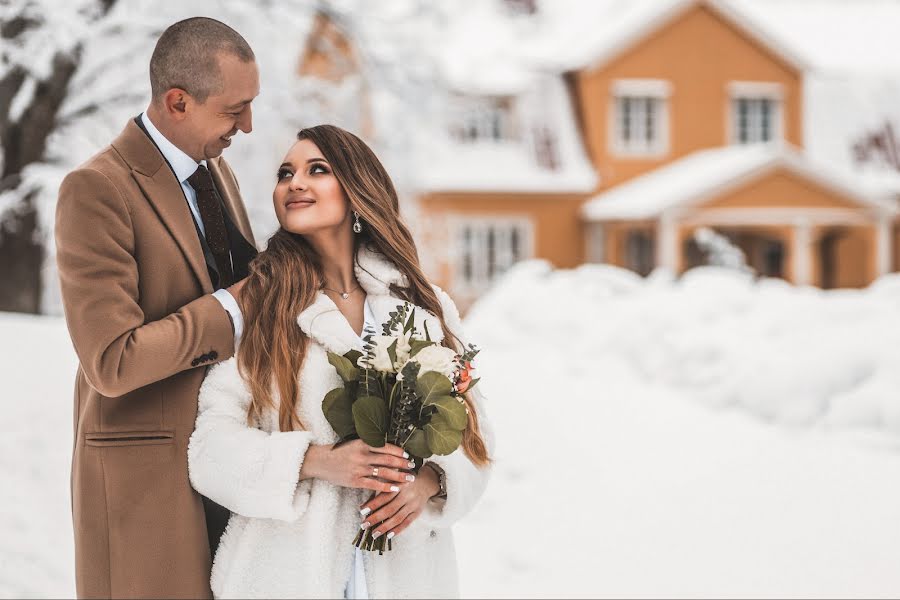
left=372, top=466, right=379, bottom=477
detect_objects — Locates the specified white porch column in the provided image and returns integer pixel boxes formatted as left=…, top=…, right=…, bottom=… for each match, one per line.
left=657, top=212, right=678, bottom=271
left=876, top=217, right=892, bottom=277
left=792, top=219, right=813, bottom=286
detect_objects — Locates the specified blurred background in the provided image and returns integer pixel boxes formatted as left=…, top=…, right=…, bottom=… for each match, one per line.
left=2, top=0, right=900, bottom=597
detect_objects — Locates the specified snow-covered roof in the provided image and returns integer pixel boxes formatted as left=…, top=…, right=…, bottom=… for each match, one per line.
left=581, top=144, right=898, bottom=222
left=409, top=74, right=598, bottom=194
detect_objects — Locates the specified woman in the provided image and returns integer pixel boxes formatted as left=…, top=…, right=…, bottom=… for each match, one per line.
left=188, top=124, right=493, bottom=599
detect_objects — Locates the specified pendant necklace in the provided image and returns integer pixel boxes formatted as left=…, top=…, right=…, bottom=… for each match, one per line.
left=323, top=284, right=361, bottom=300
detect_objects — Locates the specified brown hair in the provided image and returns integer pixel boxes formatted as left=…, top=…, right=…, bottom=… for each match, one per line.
left=238, top=125, right=490, bottom=466
left=150, top=17, right=255, bottom=102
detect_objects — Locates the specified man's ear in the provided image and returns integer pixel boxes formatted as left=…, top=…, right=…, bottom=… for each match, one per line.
left=162, top=88, right=190, bottom=121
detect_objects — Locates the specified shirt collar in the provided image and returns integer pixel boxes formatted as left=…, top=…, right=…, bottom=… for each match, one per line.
left=140, top=111, right=206, bottom=184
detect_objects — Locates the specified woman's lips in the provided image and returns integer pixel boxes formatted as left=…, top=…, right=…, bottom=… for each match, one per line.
left=286, top=197, right=315, bottom=209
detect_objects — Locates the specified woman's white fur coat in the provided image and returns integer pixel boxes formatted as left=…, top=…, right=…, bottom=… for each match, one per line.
left=188, top=247, right=494, bottom=599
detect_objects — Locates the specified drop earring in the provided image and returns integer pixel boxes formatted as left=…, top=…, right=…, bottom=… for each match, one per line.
left=353, top=211, right=362, bottom=234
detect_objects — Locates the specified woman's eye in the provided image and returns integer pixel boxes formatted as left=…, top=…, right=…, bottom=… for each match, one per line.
left=276, top=168, right=292, bottom=180
left=310, top=164, right=329, bottom=175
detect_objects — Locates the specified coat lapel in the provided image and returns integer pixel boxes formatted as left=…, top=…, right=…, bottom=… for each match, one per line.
left=208, top=157, right=254, bottom=245
left=113, top=120, right=213, bottom=294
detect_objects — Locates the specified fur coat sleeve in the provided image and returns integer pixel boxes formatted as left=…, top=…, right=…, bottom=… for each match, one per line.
left=417, top=285, right=496, bottom=529
left=188, top=358, right=315, bottom=521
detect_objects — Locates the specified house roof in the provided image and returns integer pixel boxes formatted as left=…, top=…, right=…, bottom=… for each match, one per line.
left=581, top=144, right=898, bottom=222
left=512, top=0, right=809, bottom=76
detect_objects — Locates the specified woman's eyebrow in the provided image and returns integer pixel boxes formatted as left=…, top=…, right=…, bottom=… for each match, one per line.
left=278, top=162, right=292, bottom=169
left=306, top=157, right=328, bottom=163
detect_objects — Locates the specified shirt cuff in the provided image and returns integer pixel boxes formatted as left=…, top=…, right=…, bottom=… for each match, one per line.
left=212, top=288, right=244, bottom=344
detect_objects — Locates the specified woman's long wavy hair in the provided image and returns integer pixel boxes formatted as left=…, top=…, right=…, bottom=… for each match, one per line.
left=237, top=124, right=490, bottom=466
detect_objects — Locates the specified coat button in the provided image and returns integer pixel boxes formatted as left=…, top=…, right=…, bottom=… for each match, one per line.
left=210, top=351, right=218, bottom=360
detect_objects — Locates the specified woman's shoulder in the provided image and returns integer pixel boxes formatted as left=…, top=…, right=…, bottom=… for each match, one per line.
left=429, top=283, right=464, bottom=333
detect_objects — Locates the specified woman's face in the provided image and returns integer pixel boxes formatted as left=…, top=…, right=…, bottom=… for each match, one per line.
left=273, top=139, right=351, bottom=236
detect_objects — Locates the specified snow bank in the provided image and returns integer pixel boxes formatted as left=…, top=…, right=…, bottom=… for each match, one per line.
left=467, top=261, right=900, bottom=436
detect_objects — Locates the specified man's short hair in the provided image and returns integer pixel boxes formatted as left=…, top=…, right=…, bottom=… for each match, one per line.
left=149, top=17, right=255, bottom=103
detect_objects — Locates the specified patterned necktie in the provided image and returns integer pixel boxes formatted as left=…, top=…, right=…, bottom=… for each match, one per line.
left=186, top=164, right=234, bottom=288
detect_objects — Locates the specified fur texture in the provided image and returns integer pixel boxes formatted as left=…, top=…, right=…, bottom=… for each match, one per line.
left=188, top=246, right=494, bottom=599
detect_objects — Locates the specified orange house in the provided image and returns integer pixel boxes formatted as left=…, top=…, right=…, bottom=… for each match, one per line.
left=297, top=1, right=898, bottom=307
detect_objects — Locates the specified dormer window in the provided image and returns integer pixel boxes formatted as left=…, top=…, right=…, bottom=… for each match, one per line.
left=729, top=82, right=783, bottom=144
left=449, top=95, right=517, bottom=143
left=610, top=79, right=671, bottom=157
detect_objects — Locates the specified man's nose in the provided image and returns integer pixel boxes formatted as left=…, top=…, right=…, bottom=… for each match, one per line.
left=238, top=104, right=253, bottom=134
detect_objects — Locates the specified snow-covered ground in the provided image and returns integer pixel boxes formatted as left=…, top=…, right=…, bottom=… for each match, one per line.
left=3, top=264, right=900, bottom=597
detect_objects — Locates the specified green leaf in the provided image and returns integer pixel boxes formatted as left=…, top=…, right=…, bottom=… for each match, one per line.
left=408, top=339, right=434, bottom=358
left=322, top=387, right=355, bottom=439
left=461, top=377, right=480, bottom=394
left=429, top=396, right=468, bottom=430
left=328, top=352, right=359, bottom=383
left=404, top=307, right=417, bottom=334
left=352, top=395, right=388, bottom=447
left=343, top=349, right=363, bottom=366
left=425, top=413, right=463, bottom=455
left=404, top=429, right=432, bottom=459
left=386, top=338, right=398, bottom=367
left=416, top=371, right=453, bottom=405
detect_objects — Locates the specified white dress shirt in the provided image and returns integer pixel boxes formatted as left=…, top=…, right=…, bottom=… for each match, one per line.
left=140, top=111, right=244, bottom=343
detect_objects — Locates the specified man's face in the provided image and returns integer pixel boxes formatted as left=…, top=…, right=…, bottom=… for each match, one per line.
left=184, top=53, right=260, bottom=160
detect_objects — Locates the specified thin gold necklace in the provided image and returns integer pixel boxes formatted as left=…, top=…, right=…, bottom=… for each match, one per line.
left=322, top=284, right=361, bottom=300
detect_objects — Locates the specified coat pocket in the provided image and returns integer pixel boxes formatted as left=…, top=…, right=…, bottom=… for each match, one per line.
left=85, top=430, right=175, bottom=447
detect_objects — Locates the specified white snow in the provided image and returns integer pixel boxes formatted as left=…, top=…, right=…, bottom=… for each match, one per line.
left=4, top=262, right=900, bottom=597
left=582, top=144, right=896, bottom=221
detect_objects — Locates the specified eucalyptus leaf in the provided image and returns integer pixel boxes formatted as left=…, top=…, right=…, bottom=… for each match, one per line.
left=352, top=395, right=388, bottom=447
left=408, top=339, right=434, bottom=358
left=328, top=352, right=359, bottom=383
left=404, top=429, right=432, bottom=459
left=386, top=338, right=398, bottom=367
left=417, top=371, right=453, bottom=405
left=430, top=396, right=468, bottom=430
left=344, top=349, right=363, bottom=366
left=322, top=387, right=355, bottom=439
left=404, top=307, right=417, bottom=334
left=424, top=413, right=463, bottom=455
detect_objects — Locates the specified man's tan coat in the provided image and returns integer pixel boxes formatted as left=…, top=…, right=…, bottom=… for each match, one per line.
left=56, top=119, right=256, bottom=599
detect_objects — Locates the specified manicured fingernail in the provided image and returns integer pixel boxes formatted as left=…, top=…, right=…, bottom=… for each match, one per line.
left=405, top=474, right=415, bottom=482
left=372, top=531, right=382, bottom=539
left=361, top=522, right=370, bottom=530
left=360, top=507, right=371, bottom=517
left=402, top=451, right=409, bottom=459
left=387, top=532, right=395, bottom=540
left=390, top=485, right=399, bottom=492
left=407, top=461, right=415, bottom=469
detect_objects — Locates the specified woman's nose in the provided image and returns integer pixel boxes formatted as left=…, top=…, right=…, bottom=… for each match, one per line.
left=289, top=175, right=307, bottom=191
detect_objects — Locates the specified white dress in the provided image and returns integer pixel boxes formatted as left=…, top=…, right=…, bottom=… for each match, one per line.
left=344, top=297, right=377, bottom=599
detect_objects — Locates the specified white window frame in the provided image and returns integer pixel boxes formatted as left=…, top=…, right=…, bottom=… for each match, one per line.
left=727, top=81, right=784, bottom=145
left=609, top=79, right=671, bottom=157
left=449, top=95, right=517, bottom=143
left=452, top=216, right=534, bottom=293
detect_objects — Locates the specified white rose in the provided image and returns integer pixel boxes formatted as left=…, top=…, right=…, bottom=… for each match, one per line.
left=412, top=344, right=459, bottom=378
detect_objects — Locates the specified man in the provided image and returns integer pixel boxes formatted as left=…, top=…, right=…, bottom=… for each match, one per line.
left=56, top=17, right=259, bottom=598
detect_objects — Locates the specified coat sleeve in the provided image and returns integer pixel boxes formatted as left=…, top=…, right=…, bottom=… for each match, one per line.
left=188, top=357, right=315, bottom=521
left=417, top=285, right=496, bottom=529
left=55, top=167, right=235, bottom=398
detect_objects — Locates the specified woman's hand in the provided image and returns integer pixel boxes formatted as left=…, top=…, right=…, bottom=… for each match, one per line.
left=301, top=440, right=416, bottom=494
left=358, top=463, right=441, bottom=540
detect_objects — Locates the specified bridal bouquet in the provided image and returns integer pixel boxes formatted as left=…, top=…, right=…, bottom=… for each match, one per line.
left=323, top=302, right=480, bottom=554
